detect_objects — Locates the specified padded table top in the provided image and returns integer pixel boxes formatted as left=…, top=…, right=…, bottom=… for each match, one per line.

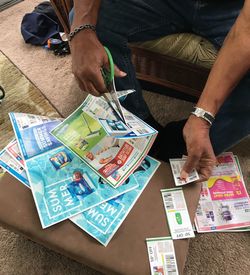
left=0, top=162, right=201, bottom=275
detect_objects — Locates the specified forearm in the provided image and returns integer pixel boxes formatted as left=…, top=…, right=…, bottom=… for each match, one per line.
left=197, top=2, right=250, bottom=116
left=72, top=0, right=101, bottom=28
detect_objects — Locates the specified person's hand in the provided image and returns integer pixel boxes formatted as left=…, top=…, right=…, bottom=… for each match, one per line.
left=70, top=30, right=126, bottom=96
left=180, top=115, right=217, bottom=181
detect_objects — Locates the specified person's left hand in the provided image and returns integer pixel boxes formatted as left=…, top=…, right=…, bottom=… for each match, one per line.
left=180, top=115, right=217, bottom=181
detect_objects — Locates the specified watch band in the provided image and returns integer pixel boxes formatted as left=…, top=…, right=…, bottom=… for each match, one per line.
left=191, top=107, right=215, bottom=125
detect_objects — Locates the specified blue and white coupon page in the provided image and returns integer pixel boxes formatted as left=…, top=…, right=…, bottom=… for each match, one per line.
left=9, top=112, right=62, bottom=160
left=71, top=156, right=160, bottom=246
left=26, top=145, right=138, bottom=228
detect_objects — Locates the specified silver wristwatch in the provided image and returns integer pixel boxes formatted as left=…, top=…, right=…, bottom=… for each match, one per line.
left=191, top=107, right=215, bottom=125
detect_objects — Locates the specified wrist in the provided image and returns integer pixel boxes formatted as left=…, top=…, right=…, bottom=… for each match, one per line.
left=197, top=92, right=221, bottom=116
left=71, top=16, right=96, bottom=30
left=189, top=114, right=211, bottom=128
left=69, top=24, right=96, bottom=42
left=196, top=103, right=218, bottom=117
left=184, top=115, right=210, bottom=142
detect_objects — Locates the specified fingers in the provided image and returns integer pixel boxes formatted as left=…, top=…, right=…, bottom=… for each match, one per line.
left=74, top=75, right=98, bottom=97
left=199, top=152, right=216, bottom=181
left=73, top=49, right=126, bottom=95
left=94, top=70, right=109, bottom=94
left=75, top=69, right=107, bottom=96
left=86, top=82, right=101, bottom=97
left=75, top=64, right=125, bottom=96
left=181, top=114, right=217, bottom=182
left=199, top=165, right=214, bottom=181
left=75, top=77, right=86, bottom=93
left=180, top=151, right=201, bottom=180
left=72, top=50, right=107, bottom=96
left=181, top=145, right=216, bottom=182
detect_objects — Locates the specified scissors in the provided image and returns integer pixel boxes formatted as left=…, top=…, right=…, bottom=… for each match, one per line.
left=101, top=47, right=127, bottom=124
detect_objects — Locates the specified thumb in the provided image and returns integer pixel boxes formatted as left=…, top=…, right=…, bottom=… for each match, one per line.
left=114, top=64, right=127, bottom=77
left=180, top=153, right=200, bottom=180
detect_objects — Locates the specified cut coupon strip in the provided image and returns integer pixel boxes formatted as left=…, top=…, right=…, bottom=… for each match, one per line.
left=169, top=158, right=199, bottom=186
left=0, top=147, right=30, bottom=188
left=146, top=236, right=179, bottom=275
left=161, top=188, right=195, bottom=240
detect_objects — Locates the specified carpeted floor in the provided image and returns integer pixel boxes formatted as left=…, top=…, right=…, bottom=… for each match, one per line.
left=0, top=1, right=249, bottom=275
left=0, top=0, right=23, bottom=12
left=0, top=52, right=60, bottom=147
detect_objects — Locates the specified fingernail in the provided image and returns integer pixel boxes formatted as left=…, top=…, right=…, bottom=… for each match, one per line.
left=180, top=171, right=188, bottom=180
left=120, top=71, right=127, bottom=77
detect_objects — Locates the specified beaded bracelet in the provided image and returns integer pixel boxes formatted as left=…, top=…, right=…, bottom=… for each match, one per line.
left=68, top=24, right=96, bottom=41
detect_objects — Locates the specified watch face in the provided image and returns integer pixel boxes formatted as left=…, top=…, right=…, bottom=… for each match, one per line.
left=196, top=108, right=204, bottom=117
left=192, top=107, right=214, bottom=125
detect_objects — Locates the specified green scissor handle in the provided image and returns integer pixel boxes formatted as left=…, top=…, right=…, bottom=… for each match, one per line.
left=101, top=46, right=115, bottom=87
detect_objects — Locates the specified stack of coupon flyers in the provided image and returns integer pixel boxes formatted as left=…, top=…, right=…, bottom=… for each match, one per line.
left=1, top=99, right=160, bottom=245
left=0, top=134, right=160, bottom=244
left=8, top=113, right=139, bottom=228
left=194, top=152, right=250, bottom=232
left=51, top=95, right=157, bottom=188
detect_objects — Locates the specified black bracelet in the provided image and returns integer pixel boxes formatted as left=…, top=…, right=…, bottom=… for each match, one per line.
left=69, top=24, right=96, bottom=41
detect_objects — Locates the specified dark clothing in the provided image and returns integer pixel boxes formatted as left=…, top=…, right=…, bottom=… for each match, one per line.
left=70, top=0, right=250, bottom=155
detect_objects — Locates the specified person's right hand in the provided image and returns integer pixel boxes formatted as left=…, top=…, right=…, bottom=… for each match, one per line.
left=70, top=30, right=127, bottom=96
left=180, top=115, right=217, bottom=181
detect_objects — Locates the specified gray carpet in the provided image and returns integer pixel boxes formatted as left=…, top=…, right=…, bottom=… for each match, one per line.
left=0, top=0, right=249, bottom=274
left=0, top=0, right=22, bottom=12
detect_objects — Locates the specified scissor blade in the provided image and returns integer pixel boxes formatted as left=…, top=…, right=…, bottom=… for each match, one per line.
left=103, top=93, right=126, bottom=124
left=109, top=80, right=127, bottom=123
left=103, top=80, right=127, bottom=124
